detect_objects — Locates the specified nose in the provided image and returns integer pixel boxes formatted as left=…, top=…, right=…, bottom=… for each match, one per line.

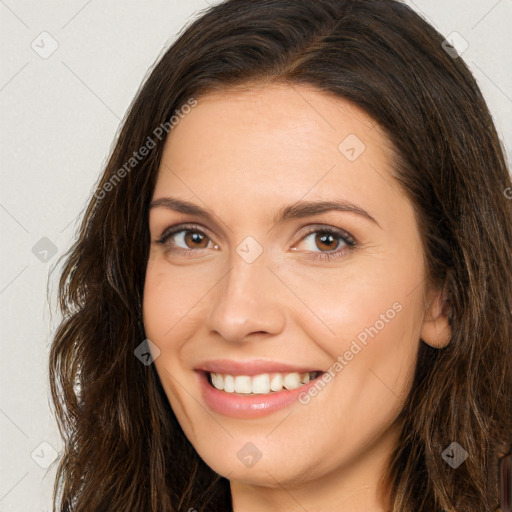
left=206, top=251, right=287, bottom=344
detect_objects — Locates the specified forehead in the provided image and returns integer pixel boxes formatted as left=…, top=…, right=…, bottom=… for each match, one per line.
left=153, top=84, right=407, bottom=230
left=162, top=83, right=385, bottom=168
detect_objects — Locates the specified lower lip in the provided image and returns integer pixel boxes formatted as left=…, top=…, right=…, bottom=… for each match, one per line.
left=197, top=371, right=323, bottom=419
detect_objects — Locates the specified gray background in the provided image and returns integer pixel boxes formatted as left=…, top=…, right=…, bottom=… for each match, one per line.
left=1, top=1, right=511, bottom=510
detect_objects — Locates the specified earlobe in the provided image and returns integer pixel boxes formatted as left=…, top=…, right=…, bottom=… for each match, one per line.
left=420, top=287, right=452, bottom=349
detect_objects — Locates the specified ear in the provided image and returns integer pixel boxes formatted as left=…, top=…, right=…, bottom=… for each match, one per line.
left=420, top=285, right=452, bottom=349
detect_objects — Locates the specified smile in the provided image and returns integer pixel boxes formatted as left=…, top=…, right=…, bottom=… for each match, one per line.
left=207, top=371, right=321, bottom=395
left=197, top=364, right=326, bottom=418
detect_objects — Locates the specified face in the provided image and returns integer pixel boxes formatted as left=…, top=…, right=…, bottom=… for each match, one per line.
left=143, top=84, right=443, bottom=494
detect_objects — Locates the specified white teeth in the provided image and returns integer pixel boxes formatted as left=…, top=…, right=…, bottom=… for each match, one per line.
left=283, top=372, right=301, bottom=390
left=211, top=373, right=224, bottom=389
left=252, top=374, right=271, bottom=394
left=270, top=373, right=283, bottom=392
left=209, top=371, right=317, bottom=394
left=224, top=374, right=235, bottom=393
left=234, top=376, right=252, bottom=394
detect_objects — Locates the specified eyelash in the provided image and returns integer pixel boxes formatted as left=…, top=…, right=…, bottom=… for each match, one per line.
left=155, top=223, right=356, bottom=262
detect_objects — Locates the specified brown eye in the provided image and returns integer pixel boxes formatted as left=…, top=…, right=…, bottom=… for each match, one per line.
left=156, top=225, right=216, bottom=253
left=299, top=229, right=352, bottom=253
left=183, top=231, right=209, bottom=249
left=314, top=232, right=340, bottom=252
left=291, top=226, right=356, bottom=263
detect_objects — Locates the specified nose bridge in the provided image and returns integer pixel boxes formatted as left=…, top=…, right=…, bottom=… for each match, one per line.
left=206, top=246, right=286, bottom=343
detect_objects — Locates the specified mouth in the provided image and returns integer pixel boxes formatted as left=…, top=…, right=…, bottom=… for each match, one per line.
left=205, top=370, right=324, bottom=395
left=196, top=360, right=327, bottom=418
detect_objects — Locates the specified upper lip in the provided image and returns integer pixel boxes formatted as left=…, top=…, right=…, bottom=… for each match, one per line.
left=195, top=359, right=322, bottom=376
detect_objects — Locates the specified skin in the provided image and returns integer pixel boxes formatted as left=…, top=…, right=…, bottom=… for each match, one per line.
left=143, top=83, right=451, bottom=512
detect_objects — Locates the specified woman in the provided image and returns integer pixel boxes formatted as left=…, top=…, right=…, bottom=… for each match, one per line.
left=49, top=0, right=512, bottom=510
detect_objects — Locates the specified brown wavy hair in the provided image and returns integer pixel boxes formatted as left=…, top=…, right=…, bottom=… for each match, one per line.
left=49, top=0, right=512, bottom=510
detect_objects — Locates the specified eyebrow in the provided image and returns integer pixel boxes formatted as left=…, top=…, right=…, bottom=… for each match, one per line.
left=149, top=197, right=381, bottom=228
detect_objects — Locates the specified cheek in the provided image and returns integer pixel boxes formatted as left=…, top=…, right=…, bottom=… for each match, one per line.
left=142, top=256, right=211, bottom=341
left=142, top=261, right=205, bottom=434
left=284, top=252, right=424, bottom=412
left=282, top=251, right=422, bottom=352
left=142, top=257, right=217, bottom=405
